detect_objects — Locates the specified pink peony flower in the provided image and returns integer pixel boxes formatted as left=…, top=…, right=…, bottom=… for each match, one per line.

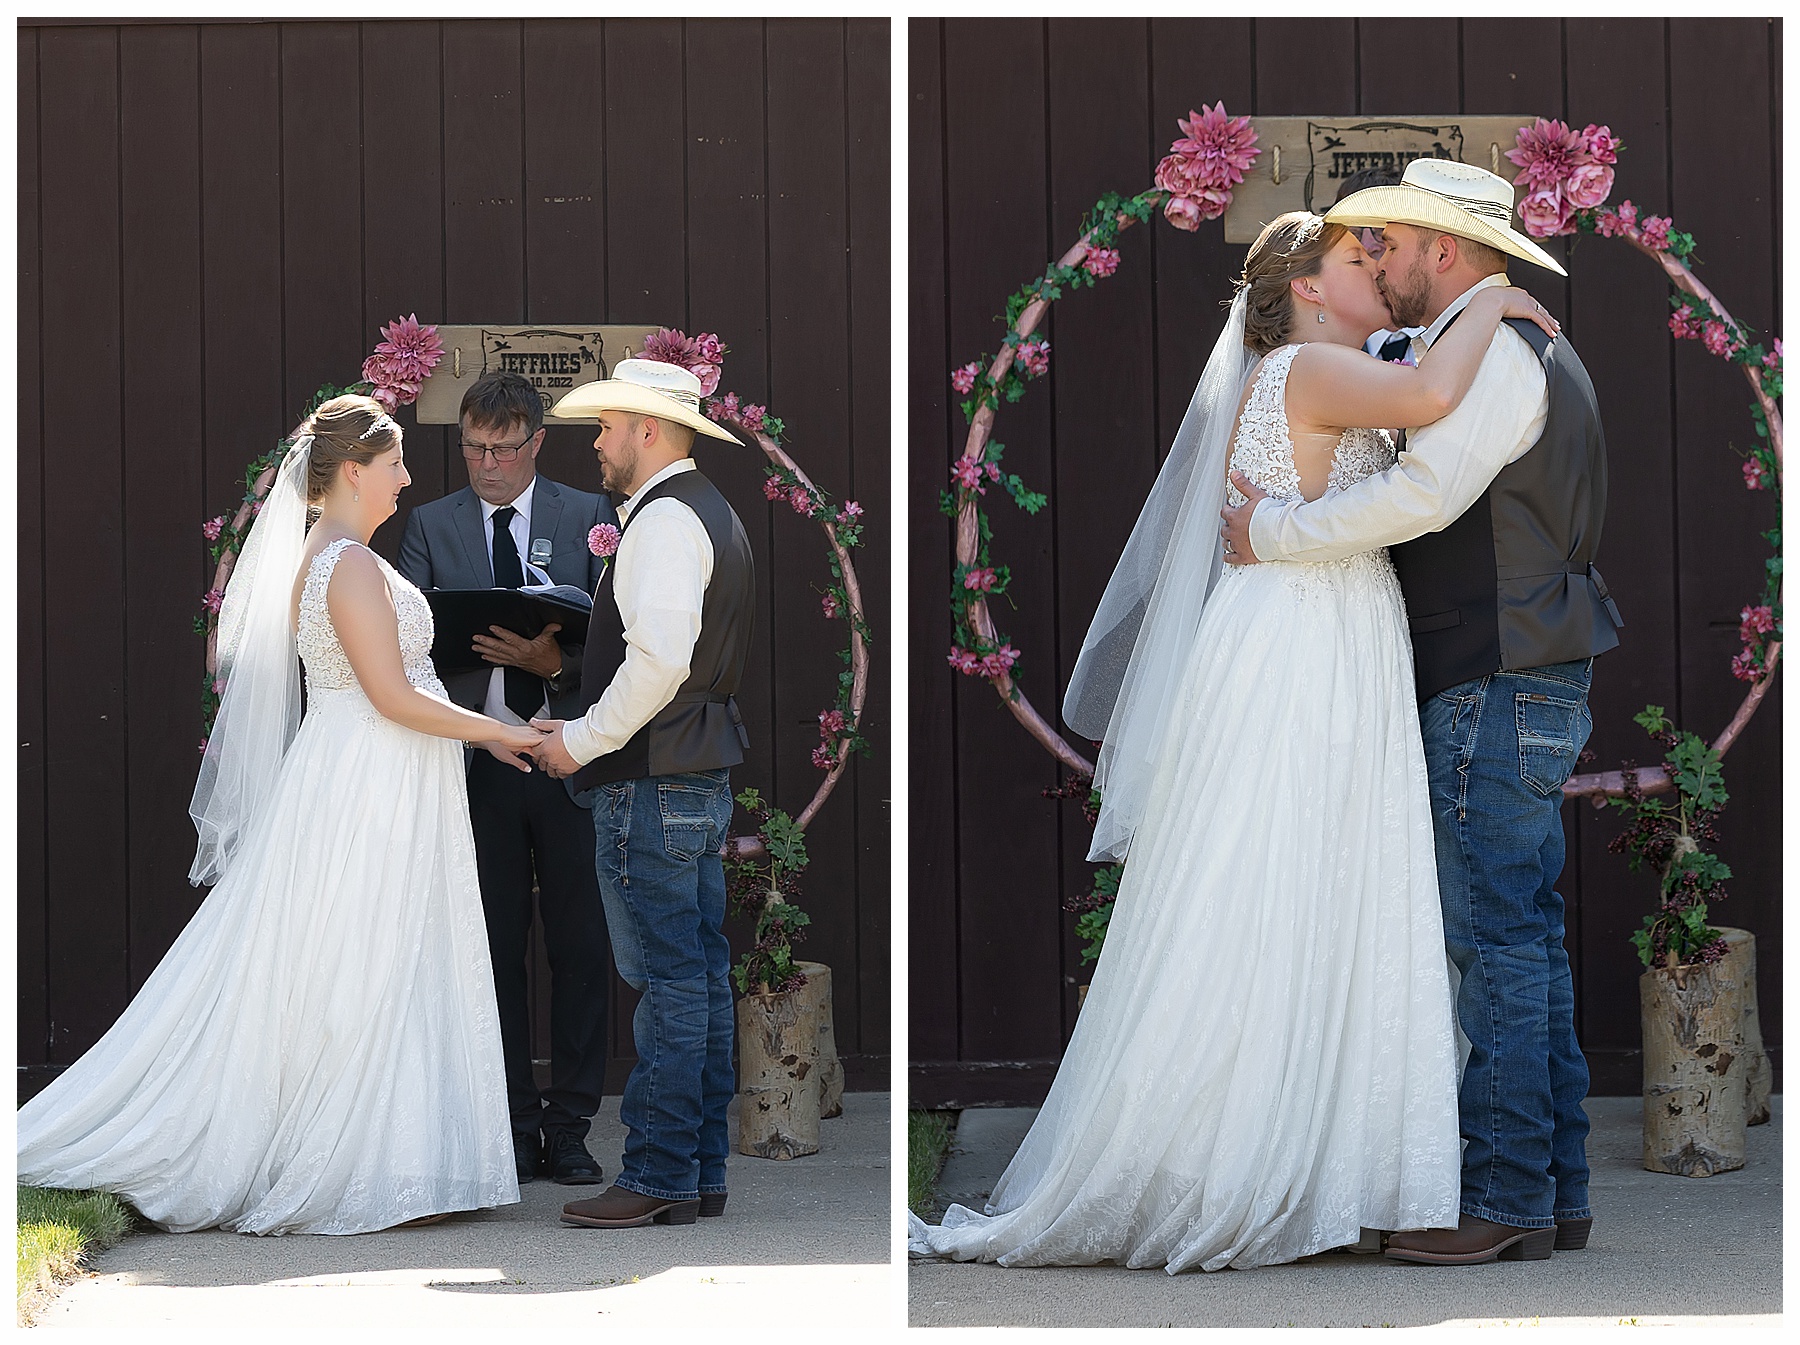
left=1739, top=605, right=1775, bottom=639
left=1083, top=247, right=1121, bottom=278
left=762, top=474, right=786, bottom=501
left=202, top=515, right=225, bottom=541
left=821, top=592, right=841, bottom=619
left=789, top=486, right=818, bottom=517
left=201, top=588, right=225, bottom=614
left=1519, top=188, right=1573, bottom=239
left=1731, top=648, right=1761, bottom=682
left=1581, top=124, right=1621, bottom=165
left=1744, top=458, right=1771, bottom=490
left=951, top=361, right=981, bottom=395
left=963, top=566, right=997, bottom=592
left=588, top=523, right=621, bottom=557
left=1017, top=338, right=1050, bottom=378
left=368, top=382, right=401, bottom=413
left=1507, top=118, right=1591, bottom=193
left=1163, top=194, right=1203, bottom=232
left=950, top=458, right=985, bottom=493
left=1564, top=162, right=1614, bottom=210
left=947, top=645, right=982, bottom=675
left=818, top=708, right=847, bottom=736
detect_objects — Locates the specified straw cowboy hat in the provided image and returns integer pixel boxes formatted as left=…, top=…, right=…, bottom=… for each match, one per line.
left=548, top=358, right=743, bottom=444
left=1324, top=158, right=1568, bottom=277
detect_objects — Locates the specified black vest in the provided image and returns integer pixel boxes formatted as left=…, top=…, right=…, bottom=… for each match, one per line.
left=1391, top=316, right=1623, bottom=701
left=569, top=466, right=755, bottom=790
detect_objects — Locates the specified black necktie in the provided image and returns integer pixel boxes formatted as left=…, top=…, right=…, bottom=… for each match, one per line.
left=490, top=506, right=541, bottom=720
left=1378, top=331, right=1413, bottom=363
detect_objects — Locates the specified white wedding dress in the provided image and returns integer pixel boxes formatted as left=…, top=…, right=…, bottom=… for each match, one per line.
left=911, top=344, right=1460, bottom=1272
left=17, top=538, right=518, bottom=1234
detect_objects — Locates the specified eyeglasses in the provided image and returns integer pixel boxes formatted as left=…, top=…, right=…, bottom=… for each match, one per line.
left=1358, top=227, right=1387, bottom=260
left=460, top=435, right=535, bottom=463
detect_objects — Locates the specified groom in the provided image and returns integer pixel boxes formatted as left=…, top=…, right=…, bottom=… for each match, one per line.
left=1221, top=158, right=1624, bottom=1264
left=529, top=358, right=755, bottom=1230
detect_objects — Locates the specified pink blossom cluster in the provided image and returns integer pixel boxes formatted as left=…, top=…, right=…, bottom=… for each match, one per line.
left=789, top=486, right=818, bottom=517
left=763, top=474, right=787, bottom=500
left=1733, top=605, right=1779, bottom=682
left=641, top=328, right=726, bottom=397
left=949, top=456, right=1003, bottom=495
left=1739, top=605, right=1775, bottom=641
left=361, top=314, right=444, bottom=412
left=588, top=522, right=621, bottom=557
left=1668, top=307, right=1704, bottom=341
left=198, top=738, right=209, bottom=754
left=203, top=515, right=226, bottom=542
left=821, top=592, right=841, bottom=619
left=1764, top=338, right=1783, bottom=372
left=707, top=391, right=768, bottom=433
left=811, top=707, right=851, bottom=771
left=811, top=743, right=839, bottom=770
left=1731, top=648, right=1762, bottom=683
left=201, top=588, right=225, bottom=615
left=1154, top=103, right=1259, bottom=232
left=946, top=642, right=1020, bottom=679
left=1017, top=338, right=1050, bottom=379
left=836, top=500, right=863, bottom=525
left=950, top=361, right=982, bottom=395
left=962, top=566, right=997, bottom=592
left=212, top=676, right=227, bottom=696
left=1702, top=321, right=1741, bottom=359
left=1744, top=458, right=1771, bottom=491
left=1083, top=247, right=1121, bottom=278
left=1507, top=119, right=1619, bottom=238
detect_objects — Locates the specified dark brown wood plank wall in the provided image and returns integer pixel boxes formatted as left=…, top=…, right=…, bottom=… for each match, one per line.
left=911, top=17, right=1781, bottom=1104
left=18, top=17, right=890, bottom=1095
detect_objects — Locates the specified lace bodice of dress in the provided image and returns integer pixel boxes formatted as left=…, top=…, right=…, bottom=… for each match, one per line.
left=1225, top=343, right=1396, bottom=508
left=297, top=538, right=444, bottom=697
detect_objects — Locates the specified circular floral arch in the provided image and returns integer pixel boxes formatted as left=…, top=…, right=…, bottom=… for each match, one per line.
left=944, top=108, right=1781, bottom=811
left=196, top=322, right=871, bottom=865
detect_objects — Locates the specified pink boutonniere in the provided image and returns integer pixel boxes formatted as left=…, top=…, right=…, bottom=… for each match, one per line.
left=588, top=523, right=621, bottom=559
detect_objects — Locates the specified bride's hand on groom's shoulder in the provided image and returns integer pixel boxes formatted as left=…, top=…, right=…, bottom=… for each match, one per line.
left=1480, top=284, right=1562, bottom=339
left=1220, top=472, right=1266, bottom=567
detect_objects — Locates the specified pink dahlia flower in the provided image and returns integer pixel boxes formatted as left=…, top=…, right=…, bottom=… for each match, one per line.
left=1564, top=162, right=1614, bottom=210
left=1519, top=188, right=1573, bottom=239
left=588, top=523, right=621, bottom=557
left=1506, top=118, right=1591, bottom=193
left=1167, top=103, right=1260, bottom=191
left=1083, top=247, right=1121, bottom=278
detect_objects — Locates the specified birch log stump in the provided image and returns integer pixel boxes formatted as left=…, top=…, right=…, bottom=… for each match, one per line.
left=1718, top=928, right=1772, bottom=1126
left=794, top=961, right=844, bottom=1119
left=736, top=987, right=822, bottom=1159
left=1640, top=938, right=1751, bottom=1177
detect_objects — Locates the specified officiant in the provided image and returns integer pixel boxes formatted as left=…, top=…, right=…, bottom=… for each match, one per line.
left=398, top=370, right=618, bottom=1187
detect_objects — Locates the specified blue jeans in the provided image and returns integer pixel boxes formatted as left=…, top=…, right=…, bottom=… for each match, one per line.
left=1418, top=659, right=1595, bottom=1230
left=579, top=768, right=735, bottom=1202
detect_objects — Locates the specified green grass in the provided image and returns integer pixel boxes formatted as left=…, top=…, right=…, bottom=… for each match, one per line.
left=908, top=1109, right=956, bottom=1216
left=16, top=1187, right=134, bottom=1324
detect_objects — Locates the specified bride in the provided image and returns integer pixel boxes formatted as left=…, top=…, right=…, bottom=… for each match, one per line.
left=17, top=395, right=542, bottom=1235
left=910, top=213, right=1559, bottom=1272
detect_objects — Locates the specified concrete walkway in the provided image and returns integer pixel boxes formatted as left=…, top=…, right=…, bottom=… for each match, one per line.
left=39, top=1093, right=893, bottom=1329
left=911, top=1096, right=1782, bottom=1328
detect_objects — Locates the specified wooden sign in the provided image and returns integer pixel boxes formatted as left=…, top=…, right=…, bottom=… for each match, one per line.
left=1223, top=116, right=1538, bottom=243
left=414, top=324, right=663, bottom=424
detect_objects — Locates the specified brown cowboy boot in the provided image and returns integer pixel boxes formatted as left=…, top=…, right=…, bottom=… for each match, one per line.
left=561, top=1185, right=700, bottom=1229
left=1385, top=1214, right=1555, bottom=1265
left=1555, top=1216, right=1592, bottom=1250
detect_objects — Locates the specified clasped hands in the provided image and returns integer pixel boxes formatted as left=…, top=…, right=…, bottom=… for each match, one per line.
left=471, top=623, right=579, bottom=776
left=1219, top=472, right=1268, bottom=566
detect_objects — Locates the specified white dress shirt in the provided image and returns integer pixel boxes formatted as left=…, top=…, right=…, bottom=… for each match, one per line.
left=561, top=458, right=715, bottom=766
left=1249, top=274, right=1550, bottom=564
left=479, top=479, right=549, bottom=724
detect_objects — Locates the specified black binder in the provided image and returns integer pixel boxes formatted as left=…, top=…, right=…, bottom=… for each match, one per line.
left=425, top=585, right=594, bottom=673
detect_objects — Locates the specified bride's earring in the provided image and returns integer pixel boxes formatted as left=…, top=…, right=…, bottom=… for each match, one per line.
left=1317, top=310, right=1327, bottom=324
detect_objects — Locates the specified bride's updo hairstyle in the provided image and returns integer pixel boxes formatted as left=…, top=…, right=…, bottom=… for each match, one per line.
left=1236, top=211, right=1352, bottom=356
left=301, top=394, right=402, bottom=504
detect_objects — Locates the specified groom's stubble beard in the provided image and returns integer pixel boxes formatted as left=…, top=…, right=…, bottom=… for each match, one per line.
left=1377, top=251, right=1434, bottom=329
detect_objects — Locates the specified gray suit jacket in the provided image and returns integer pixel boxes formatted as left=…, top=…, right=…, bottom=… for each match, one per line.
left=397, top=475, right=616, bottom=725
